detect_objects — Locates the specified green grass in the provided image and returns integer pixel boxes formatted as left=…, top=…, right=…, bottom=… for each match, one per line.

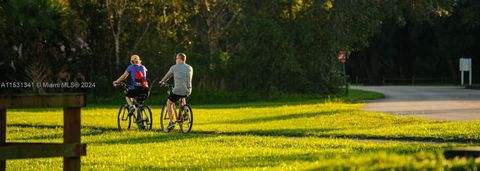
left=89, top=88, right=384, bottom=106
left=88, top=89, right=384, bottom=109
left=5, top=89, right=480, bottom=170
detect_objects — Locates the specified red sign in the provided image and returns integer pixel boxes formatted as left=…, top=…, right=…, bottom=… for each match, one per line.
left=338, top=51, right=347, bottom=63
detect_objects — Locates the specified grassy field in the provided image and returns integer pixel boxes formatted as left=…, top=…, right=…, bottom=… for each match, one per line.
left=5, top=90, right=480, bottom=170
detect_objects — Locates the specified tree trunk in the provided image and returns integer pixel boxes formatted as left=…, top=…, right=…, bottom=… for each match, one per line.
left=365, top=48, right=380, bottom=85
left=447, top=57, right=457, bottom=84
left=114, top=35, right=120, bottom=74
left=106, top=0, right=126, bottom=75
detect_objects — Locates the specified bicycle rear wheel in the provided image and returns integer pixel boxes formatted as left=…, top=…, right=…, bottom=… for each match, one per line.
left=139, top=106, right=153, bottom=130
left=117, top=104, right=132, bottom=131
left=179, top=104, right=193, bottom=133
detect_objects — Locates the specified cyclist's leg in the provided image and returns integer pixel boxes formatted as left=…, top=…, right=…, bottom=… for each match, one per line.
left=178, top=98, right=185, bottom=116
left=166, top=99, right=174, bottom=122
left=179, top=98, right=185, bottom=106
left=167, top=93, right=182, bottom=121
left=179, top=98, right=188, bottom=120
left=125, top=97, right=133, bottom=106
left=166, top=93, right=182, bottom=130
left=125, top=90, right=136, bottom=114
left=166, top=99, right=176, bottom=130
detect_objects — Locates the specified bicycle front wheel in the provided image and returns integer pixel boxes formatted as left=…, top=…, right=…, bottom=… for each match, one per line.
left=117, top=104, right=132, bottom=131
left=160, top=104, right=170, bottom=132
left=179, top=104, right=193, bottom=133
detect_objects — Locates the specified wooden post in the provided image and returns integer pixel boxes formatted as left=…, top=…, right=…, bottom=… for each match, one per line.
left=63, top=107, right=81, bottom=171
left=0, top=94, right=85, bottom=170
left=461, top=71, right=464, bottom=85
left=469, top=70, right=472, bottom=85
left=1, top=108, right=6, bottom=171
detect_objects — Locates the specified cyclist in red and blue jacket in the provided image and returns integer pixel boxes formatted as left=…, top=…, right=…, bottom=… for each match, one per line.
left=113, top=55, right=149, bottom=128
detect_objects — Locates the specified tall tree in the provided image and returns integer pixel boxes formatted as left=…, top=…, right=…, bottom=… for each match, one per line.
left=106, top=0, right=127, bottom=74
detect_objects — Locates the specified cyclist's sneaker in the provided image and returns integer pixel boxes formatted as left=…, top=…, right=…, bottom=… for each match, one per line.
left=128, top=105, right=135, bottom=115
left=136, top=120, right=145, bottom=130
left=136, top=116, right=145, bottom=130
left=167, top=121, right=175, bottom=130
left=138, top=124, right=145, bottom=130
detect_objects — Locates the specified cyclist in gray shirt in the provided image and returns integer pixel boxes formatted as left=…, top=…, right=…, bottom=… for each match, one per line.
left=159, top=53, right=193, bottom=130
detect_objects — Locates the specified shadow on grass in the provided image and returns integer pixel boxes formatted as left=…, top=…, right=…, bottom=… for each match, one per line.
left=214, top=110, right=350, bottom=124
left=92, top=132, right=213, bottom=145
left=82, top=128, right=341, bottom=145
left=8, top=123, right=213, bottom=144
left=192, top=129, right=479, bottom=144
left=9, top=123, right=477, bottom=145
left=194, top=99, right=331, bottom=109
left=193, top=128, right=342, bottom=138
left=8, top=124, right=118, bottom=140
left=318, top=133, right=480, bottom=144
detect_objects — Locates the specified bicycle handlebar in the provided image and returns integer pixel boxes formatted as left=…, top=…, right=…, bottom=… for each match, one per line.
left=114, top=82, right=129, bottom=90
left=159, top=82, right=174, bottom=94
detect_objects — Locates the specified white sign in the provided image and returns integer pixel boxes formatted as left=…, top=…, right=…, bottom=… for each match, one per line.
left=460, top=58, right=471, bottom=71
left=459, top=58, right=472, bottom=85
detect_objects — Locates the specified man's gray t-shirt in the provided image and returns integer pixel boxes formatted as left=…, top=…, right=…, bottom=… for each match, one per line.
left=160, top=63, right=193, bottom=96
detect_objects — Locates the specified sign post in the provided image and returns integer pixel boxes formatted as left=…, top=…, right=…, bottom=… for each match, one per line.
left=338, top=51, right=349, bottom=95
left=459, top=58, right=472, bottom=85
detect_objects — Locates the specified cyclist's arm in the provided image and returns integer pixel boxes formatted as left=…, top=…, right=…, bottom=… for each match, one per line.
left=113, top=71, right=129, bottom=84
left=186, top=67, right=193, bottom=95
left=159, top=67, right=173, bottom=84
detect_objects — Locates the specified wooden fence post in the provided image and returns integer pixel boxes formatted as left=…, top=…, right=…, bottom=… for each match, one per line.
left=0, top=94, right=85, bottom=171
left=63, top=107, right=81, bottom=171
left=1, top=108, right=6, bottom=171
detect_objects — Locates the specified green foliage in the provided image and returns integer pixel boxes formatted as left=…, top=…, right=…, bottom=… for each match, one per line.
left=2, top=0, right=477, bottom=95
left=1, top=0, right=88, bottom=90
left=0, top=4, right=6, bottom=70
left=228, top=0, right=344, bottom=93
left=346, top=0, right=479, bottom=85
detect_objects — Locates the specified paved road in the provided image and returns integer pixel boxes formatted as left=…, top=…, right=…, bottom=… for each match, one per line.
left=352, top=86, right=480, bottom=121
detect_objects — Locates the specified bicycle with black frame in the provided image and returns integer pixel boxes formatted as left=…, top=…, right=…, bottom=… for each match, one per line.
left=159, top=82, right=193, bottom=133
left=114, top=81, right=153, bottom=131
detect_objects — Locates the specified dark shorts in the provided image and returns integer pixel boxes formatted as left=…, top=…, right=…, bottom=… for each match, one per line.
left=168, top=93, right=187, bottom=103
left=125, top=88, right=149, bottom=100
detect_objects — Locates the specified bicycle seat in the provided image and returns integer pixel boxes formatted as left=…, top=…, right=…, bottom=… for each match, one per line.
left=136, top=94, right=148, bottom=102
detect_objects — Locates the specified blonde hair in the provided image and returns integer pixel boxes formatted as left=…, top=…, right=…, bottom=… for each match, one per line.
left=131, top=55, right=142, bottom=64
